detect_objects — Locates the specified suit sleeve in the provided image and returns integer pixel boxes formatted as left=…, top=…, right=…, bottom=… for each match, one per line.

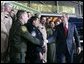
left=74, top=25, right=81, bottom=47
left=19, top=27, right=43, bottom=46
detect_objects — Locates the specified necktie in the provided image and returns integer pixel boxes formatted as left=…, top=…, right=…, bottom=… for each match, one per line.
left=64, top=24, right=68, bottom=36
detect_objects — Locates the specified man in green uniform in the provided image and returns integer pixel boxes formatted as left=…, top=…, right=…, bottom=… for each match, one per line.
left=9, top=10, right=43, bottom=63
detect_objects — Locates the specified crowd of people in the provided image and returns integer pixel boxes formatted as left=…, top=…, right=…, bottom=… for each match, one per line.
left=1, top=2, right=82, bottom=63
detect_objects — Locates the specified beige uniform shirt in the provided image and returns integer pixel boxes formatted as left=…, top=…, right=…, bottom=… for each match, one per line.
left=1, top=12, right=12, bottom=53
left=38, top=24, right=48, bottom=62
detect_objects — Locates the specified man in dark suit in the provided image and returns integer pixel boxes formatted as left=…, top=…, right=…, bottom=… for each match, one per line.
left=53, top=13, right=81, bottom=63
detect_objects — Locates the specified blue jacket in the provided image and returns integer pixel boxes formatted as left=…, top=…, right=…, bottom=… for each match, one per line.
left=48, top=22, right=81, bottom=55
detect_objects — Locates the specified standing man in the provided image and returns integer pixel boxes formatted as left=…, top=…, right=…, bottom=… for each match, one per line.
left=1, top=3, right=13, bottom=63
left=9, top=10, right=43, bottom=63
left=47, top=21, right=56, bottom=63
left=25, top=16, right=45, bottom=63
left=54, top=13, right=81, bottom=63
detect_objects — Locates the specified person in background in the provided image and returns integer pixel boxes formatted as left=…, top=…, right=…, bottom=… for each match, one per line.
left=38, top=16, right=48, bottom=63
left=55, top=17, right=62, bottom=26
left=46, top=17, right=51, bottom=29
left=1, top=3, right=13, bottom=63
left=9, top=9, right=17, bottom=24
left=47, top=21, right=56, bottom=63
left=47, top=21, right=55, bottom=37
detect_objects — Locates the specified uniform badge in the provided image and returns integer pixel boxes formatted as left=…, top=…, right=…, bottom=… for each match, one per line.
left=31, top=31, right=36, bottom=37
left=21, top=26, right=27, bottom=32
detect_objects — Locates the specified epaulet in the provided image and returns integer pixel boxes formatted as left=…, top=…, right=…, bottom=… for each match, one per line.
left=21, top=26, right=28, bottom=32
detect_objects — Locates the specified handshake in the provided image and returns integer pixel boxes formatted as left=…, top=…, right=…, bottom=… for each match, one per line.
left=42, top=40, right=48, bottom=53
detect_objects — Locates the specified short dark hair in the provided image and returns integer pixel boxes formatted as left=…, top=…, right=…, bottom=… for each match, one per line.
left=28, top=16, right=39, bottom=24
left=27, top=11, right=31, bottom=13
left=16, top=10, right=26, bottom=20
left=40, top=16, right=46, bottom=20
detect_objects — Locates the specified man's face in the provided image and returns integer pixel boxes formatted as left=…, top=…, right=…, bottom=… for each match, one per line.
left=50, top=22, right=55, bottom=28
left=22, top=12, right=28, bottom=24
left=41, top=17, right=46, bottom=25
left=62, top=14, right=69, bottom=23
left=34, top=18, right=40, bottom=27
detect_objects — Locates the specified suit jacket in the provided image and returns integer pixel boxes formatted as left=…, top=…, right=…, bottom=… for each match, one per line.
left=55, top=22, right=81, bottom=55
left=24, top=22, right=44, bottom=62
left=26, top=24, right=44, bottom=53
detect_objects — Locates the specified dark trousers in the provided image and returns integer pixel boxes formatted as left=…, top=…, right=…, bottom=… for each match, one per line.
left=56, top=48, right=73, bottom=63
left=10, top=52, right=26, bottom=63
left=26, top=50, right=43, bottom=63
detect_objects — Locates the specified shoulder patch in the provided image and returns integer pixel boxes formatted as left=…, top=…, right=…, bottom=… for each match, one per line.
left=21, top=26, right=27, bottom=32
